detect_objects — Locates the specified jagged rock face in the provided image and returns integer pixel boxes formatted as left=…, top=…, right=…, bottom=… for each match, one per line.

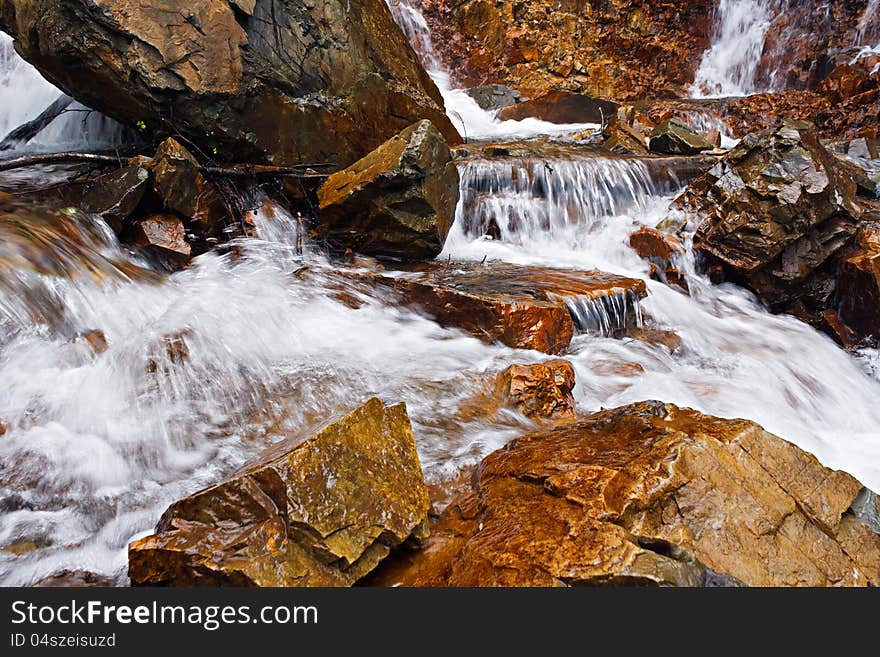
left=129, top=398, right=430, bottom=586
left=494, top=360, right=576, bottom=421
left=837, top=224, right=880, bottom=341
left=649, top=120, right=714, bottom=155
left=372, top=401, right=880, bottom=587
left=0, top=0, right=460, bottom=167
left=316, top=120, right=459, bottom=261
left=417, top=0, right=715, bottom=100
left=686, top=122, right=863, bottom=312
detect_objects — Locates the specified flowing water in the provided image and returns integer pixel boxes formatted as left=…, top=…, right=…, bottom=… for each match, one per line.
left=1, top=5, right=880, bottom=586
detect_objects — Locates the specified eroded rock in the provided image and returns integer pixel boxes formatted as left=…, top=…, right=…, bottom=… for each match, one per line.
left=316, top=121, right=459, bottom=261
left=494, top=360, right=576, bottom=421
left=370, top=263, right=647, bottom=354
left=129, top=398, right=430, bottom=586
left=373, top=402, right=879, bottom=587
left=129, top=215, right=191, bottom=257
left=650, top=120, right=714, bottom=155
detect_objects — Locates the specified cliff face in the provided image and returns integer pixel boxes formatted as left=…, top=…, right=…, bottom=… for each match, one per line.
left=419, top=0, right=715, bottom=100
left=418, top=0, right=877, bottom=101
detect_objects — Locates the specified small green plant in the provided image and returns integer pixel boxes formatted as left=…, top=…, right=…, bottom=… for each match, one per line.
left=212, top=146, right=219, bottom=156
left=135, top=120, right=147, bottom=132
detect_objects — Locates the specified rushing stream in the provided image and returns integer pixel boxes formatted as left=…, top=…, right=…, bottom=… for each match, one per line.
left=0, top=3, right=879, bottom=585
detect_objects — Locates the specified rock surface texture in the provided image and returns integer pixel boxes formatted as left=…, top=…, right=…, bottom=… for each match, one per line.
left=129, top=398, right=430, bottom=586
left=0, top=0, right=460, bottom=167
left=372, top=402, right=880, bottom=587
left=316, top=120, right=459, bottom=261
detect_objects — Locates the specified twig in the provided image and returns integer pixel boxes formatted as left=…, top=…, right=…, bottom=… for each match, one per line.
left=0, top=152, right=120, bottom=171
left=0, top=95, right=75, bottom=151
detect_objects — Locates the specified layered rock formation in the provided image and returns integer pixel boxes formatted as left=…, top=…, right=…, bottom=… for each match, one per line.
left=372, top=401, right=880, bottom=587
left=0, top=0, right=459, bottom=167
left=129, top=398, right=430, bottom=586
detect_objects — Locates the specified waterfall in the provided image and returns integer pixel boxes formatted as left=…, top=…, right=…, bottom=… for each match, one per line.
left=691, top=0, right=776, bottom=97
left=857, top=0, right=880, bottom=46
left=0, top=32, right=122, bottom=151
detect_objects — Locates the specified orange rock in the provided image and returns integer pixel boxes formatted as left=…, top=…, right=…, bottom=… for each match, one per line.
left=369, top=263, right=647, bottom=354
left=130, top=214, right=191, bottom=257
left=629, top=226, right=684, bottom=261
left=78, top=329, right=108, bottom=355
left=494, top=359, right=576, bottom=420
left=837, top=225, right=880, bottom=342
left=371, top=401, right=879, bottom=587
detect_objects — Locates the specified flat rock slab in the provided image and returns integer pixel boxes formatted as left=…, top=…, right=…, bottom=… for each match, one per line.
left=369, top=263, right=647, bottom=354
left=129, top=398, right=430, bottom=586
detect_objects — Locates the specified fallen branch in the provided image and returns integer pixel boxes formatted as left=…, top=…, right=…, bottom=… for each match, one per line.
left=0, top=95, right=74, bottom=151
left=0, top=152, right=121, bottom=171
left=0, top=151, right=334, bottom=178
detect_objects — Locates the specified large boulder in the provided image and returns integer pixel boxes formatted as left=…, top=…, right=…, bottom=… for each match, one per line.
left=0, top=0, right=460, bottom=168
left=129, top=398, right=430, bottom=586
left=372, top=401, right=880, bottom=587
left=316, top=120, right=459, bottom=261
left=685, top=122, right=864, bottom=311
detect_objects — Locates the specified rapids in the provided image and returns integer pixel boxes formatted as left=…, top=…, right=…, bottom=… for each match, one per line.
left=1, top=2, right=879, bottom=586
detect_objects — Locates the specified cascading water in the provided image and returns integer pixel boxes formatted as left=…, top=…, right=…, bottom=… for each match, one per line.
left=385, top=0, right=599, bottom=140
left=0, top=33, right=122, bottom=151
left=690, top=0, right=776, bottom=97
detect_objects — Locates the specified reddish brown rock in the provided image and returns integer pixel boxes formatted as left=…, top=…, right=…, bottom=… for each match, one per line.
left=629, top=226, right=688, bottom=292
left=129, top=398, right=430, bottom=586
left=602, top=121, right=649, bottom=155
left=0, top=0, right=459, bottom=168
left=837, top=224, right=880, bottom=342
left=147, top=138, right=226, bottom=237
left=316, top=121, right=459, bottom=261
left=497, top=91, right=619, bottom=125
left=625, top=327, right=682, bottom=353
left=34, top=570, right=115, bottom=587
left=371, top=263, right=647, bottom=354
left=650, top=120, right=714, bottom=155
left=129, top=215, right=191, bottom=257
left=79, top=165, right=150, bottom=228
left=372, top=402, right=879, bottom=587
left=417, top=0, right=715, bottom=100
left=494, top=360, right=576, bottom=421
left=78, top=329, right=108, bottom=355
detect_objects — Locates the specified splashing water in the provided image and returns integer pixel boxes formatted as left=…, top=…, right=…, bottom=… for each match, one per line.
left=691, top=0, right=776, bottom=97
left=0, top=33, right=122, bottom=151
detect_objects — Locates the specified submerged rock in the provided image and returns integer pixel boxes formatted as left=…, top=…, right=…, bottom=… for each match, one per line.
left=316, top=121, right=459, bottom=261
left=129, top=398, right=430, bottom=586
left=494, top=360, right=576, bottom=421
left=370, top=263, right=647, bottom=354
left=650, top=120, right=714, bottom=155
left=497, top=91, right=619, bottom=125
left=373, top=401, right=880, bottom=587
left=34, top=570, right=115, bottom=588
left=79, top=165, right=150, bottom=229
left=0, top=0, right=459, bottom=168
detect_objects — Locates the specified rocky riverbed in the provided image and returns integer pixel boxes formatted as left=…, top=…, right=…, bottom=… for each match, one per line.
left=0, top=0, right=879, bottom=587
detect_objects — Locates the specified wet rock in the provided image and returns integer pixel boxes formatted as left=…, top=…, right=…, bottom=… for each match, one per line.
left=837, top=224, right=880, bottom=342
left=129, top=215, right=191, bottom=258
left=465, top=84, right=522, bottom=112
left=370, top=263, right=647, bottom=354
left=650, top=120, right=714, bottom=155
left=0, top=422, right=5, bottom=437
left=497, top=91, right=619, bottom=125
left=629, top=226, right=688, bottom=291
left=686, top=122, right=863, bottom=315
left=129, top=398, right=430, bottom=586
left=147, top=139, right=226, bottom=238
left=316, top=121, right=459, bottom=261
left=602, top=121, right=649, bottom=155
left=0, top=0, right=459, bottom=168
left=624, top=327, right=682, bottom=353
left=77, top=329, right=108, bottom=355
left=80, top=165, right=150, bottom=228
left=373, top=402, right=879, bottom=587
left=494, top=359, right=576, bottom=421
left=34, top=570, right=114, bottom=588
left=846, top=137, right=879, bottom=161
